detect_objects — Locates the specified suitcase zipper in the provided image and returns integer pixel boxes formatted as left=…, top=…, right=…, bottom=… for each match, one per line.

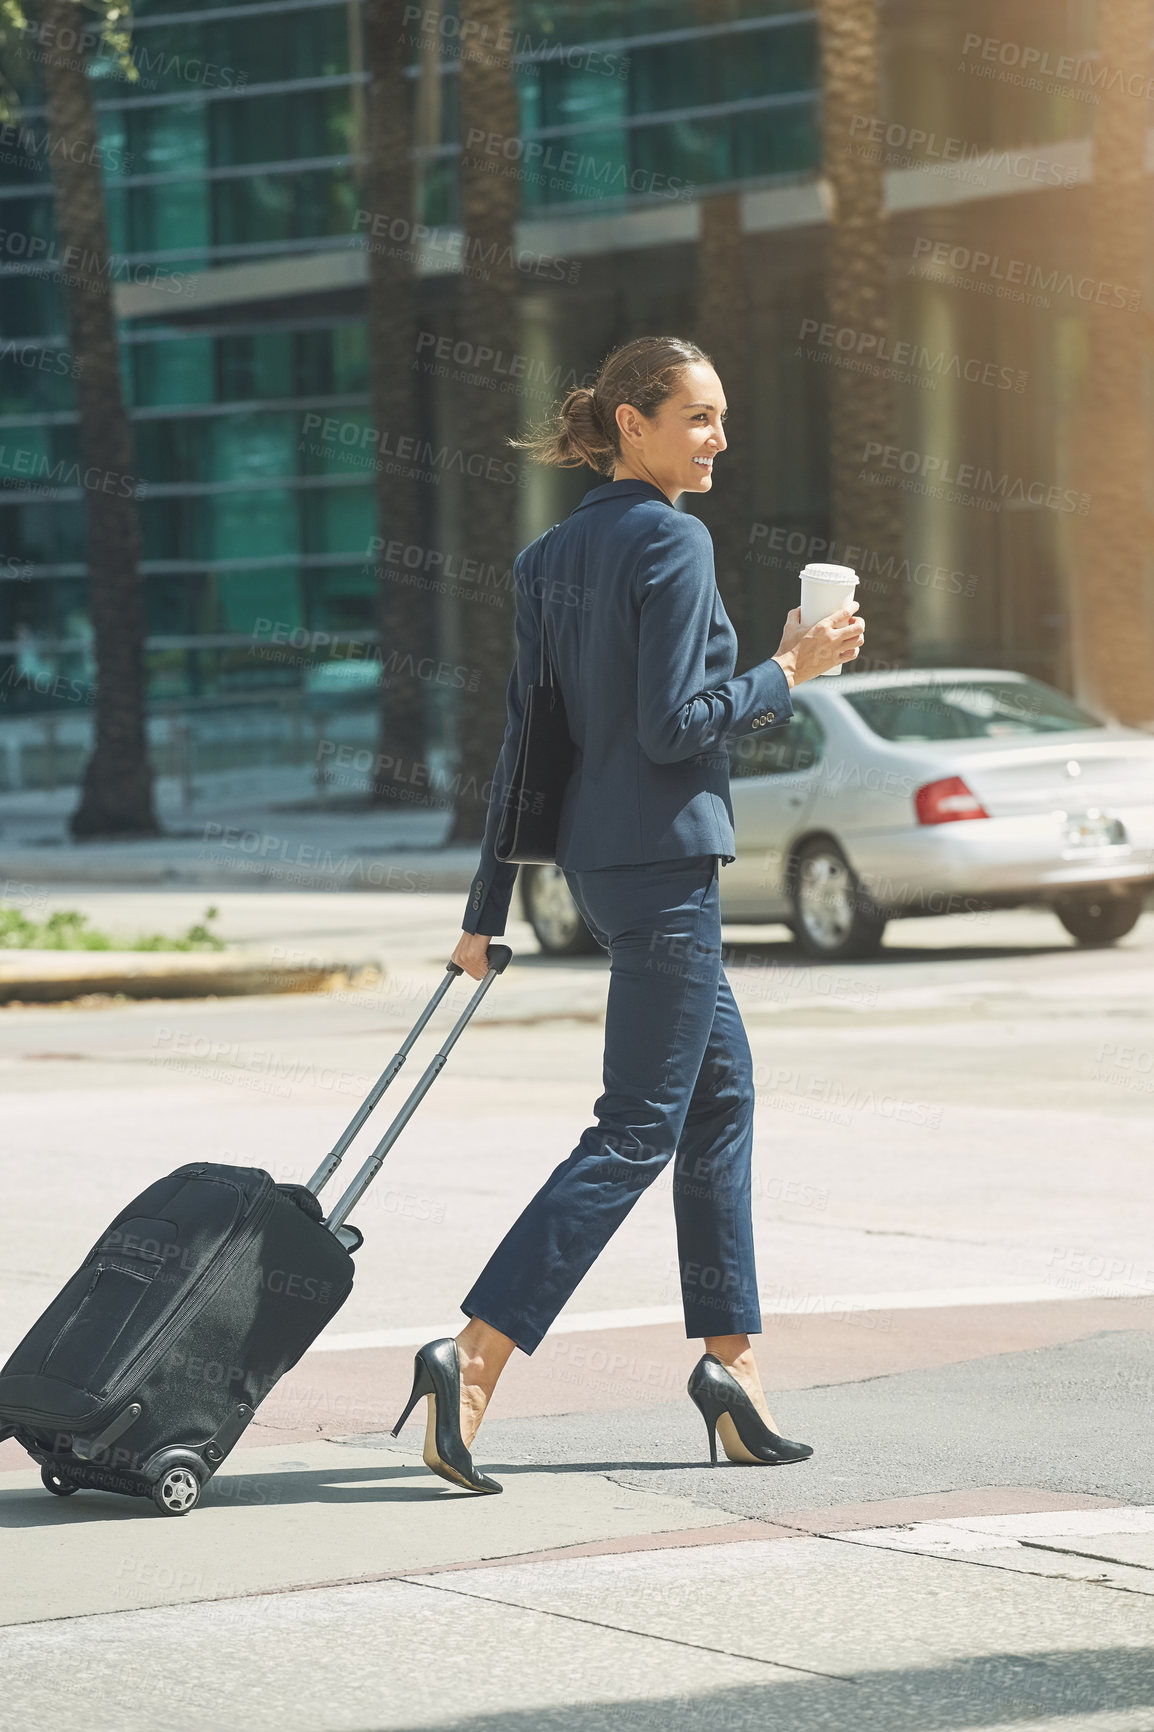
left=104, top=1174, right=280, bottom=1407
left=7, top=1171, right=280, bottom=1432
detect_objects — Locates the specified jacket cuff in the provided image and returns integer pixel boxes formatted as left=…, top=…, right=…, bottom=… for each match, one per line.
left=461, top=859, right=519, bottom=937
left=744, top=657, right=794, bottom=734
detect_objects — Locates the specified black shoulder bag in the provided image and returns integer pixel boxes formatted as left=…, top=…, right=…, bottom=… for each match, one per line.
left=493, top=536, right=576, bottom=865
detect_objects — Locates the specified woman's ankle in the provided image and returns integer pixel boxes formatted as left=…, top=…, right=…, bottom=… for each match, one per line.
left=704, top=1333, right=753, bottom=1370
left=455, top=1319, right=516, bottom=1398
left=703, top=1337, right=777, bottom=1430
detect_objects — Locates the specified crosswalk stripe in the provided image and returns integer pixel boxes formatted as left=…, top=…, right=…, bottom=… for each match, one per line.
left=307, top=1280, right=1151, bottom=1353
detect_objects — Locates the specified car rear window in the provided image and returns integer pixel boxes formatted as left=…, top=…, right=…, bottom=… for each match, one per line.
left=842, top=678, right=1102, bottom=742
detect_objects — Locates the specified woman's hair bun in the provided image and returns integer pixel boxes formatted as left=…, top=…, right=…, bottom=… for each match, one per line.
left=508, top=336, right=712, bottom=475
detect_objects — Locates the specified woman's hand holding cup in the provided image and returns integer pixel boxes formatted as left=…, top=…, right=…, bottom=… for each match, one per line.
left=772, top=602, right=865, bottom=687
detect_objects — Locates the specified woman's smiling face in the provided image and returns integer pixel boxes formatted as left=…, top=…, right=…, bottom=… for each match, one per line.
left=611, top=361, right=728, bottom=503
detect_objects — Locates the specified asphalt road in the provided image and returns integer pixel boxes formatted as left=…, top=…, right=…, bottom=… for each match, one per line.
left=2, top=889, right=1153, bottom=1730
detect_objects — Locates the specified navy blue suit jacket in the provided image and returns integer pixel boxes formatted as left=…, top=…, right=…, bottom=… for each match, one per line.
left=462, top=477, right=794, bottom=937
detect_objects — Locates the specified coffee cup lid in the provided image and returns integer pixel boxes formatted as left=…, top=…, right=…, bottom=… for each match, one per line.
left=800, top=563, right=859, bottom=583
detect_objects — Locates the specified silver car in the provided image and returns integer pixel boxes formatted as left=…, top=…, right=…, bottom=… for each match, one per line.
left=520, top=669, right=1154, bottom=960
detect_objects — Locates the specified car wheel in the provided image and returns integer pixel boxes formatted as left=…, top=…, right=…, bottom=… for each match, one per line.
left=520, top=864, right=600, bottom=956
left=790, top=838, right=887, bottom=962
left=1054, top=887, right=1146, bottom=947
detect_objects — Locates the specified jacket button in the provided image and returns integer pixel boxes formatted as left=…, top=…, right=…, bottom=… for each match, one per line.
left=766, top=712, right=774, bottom=723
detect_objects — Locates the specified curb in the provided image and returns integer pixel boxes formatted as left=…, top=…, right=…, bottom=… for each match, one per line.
left=0, top=849, right=481, bottom=893
left=0, top=951, right=384, bottom=1003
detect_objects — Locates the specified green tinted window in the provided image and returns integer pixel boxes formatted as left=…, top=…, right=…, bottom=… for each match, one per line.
left=0, top=275, right=65, bottom=340
left=127, top=327, right=369, bottom=412
left=0, top=577, right=88, bottom=642
left=0, top=192, right=54, bottom=255
left=732, top=99, right=817, bottom=178
left=125, top=178, right=211, bottom=256
left=205, top=487, right=300, bottom=565
left=210, top=89, right=350, bottom=167
left=214, top=566, right=302, bottom=635
left=212, top=167, right=357, bottom=248
left=514, top=0, right=807, bottom=40
left=120, top=103, right=210, bottom=254
left=0, top=424, right=59, bottom=482
left=124, top=99, right=210, bottom=177
left=629, top=26, right=815, bottom=115
left=301, top=483, right=375, bottom=557
left=140, top=495, right=183, bottom=562
left=218, top=333, right=295, bottom=401
left=134, top=406, right=371, bottom=484
left=0, top=342, right=81, bottom=417
left=125, top=8, right=348, bottom=96
left=204, top=409, right=298, bottom=479
left=328, top=325, right=369, bottom=395
left=631, top=102, right=817, bottom=197
left=303, top=563, right=377, bottom=635
left=132, top=336, right=215, bottom=407
left=145, top=569, right=209, bottom=636
left=526, top=61, right=630, bottom=132
left=0, top=500, right=84, bottom=568
left=298, top=409, right=377, bottom=478
left=159, top=418, right=300, bottom=567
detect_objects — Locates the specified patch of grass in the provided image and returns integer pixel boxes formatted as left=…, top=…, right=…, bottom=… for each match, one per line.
left=0, top=905, right=227, bottom=952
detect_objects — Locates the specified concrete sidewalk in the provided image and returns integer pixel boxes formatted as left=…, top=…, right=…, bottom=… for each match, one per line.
left=0, top=784, right=480, bottom=891
left=4, top=1317, right=1154, bottom=1729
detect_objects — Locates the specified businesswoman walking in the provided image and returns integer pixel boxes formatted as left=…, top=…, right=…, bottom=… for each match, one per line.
left=391, top=336, right=865, bottom=1493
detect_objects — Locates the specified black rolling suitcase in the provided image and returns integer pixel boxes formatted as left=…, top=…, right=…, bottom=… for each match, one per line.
left=0, top=947, right=511, bottom=1516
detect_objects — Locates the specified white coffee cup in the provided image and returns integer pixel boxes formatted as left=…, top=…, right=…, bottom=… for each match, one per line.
left=799, top=562, right=860, bottom=676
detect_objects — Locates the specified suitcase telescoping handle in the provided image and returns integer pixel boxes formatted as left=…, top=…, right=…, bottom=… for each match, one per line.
left=308, top=945, right=512, bottom=1237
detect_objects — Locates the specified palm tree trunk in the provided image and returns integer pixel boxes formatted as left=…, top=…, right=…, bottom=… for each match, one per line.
left=40, top=0, right=157, bottom=837
left=1070, top=0, right=1154, bottom=726
left=363, top=0, right=435, bottom=805
left=816, top=0, right=908, bottom=670
left=445, top=0, right=521, bottom=844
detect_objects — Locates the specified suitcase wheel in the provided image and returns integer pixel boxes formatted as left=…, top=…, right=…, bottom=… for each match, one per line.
left=151, top=1465, right=202, bottom=1517
left=41, top=1465, right=78, bottom=1498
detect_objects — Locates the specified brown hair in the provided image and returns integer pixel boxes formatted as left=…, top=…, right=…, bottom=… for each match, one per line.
left=509, top=335, right=713, bottom=474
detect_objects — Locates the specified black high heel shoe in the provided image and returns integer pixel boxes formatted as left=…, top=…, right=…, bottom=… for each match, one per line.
left=391, top=1337, right=502, bottom=1494
left=687, top=1354, right=813, bottom=1466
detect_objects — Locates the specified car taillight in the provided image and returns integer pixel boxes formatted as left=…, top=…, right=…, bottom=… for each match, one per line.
left=914, top=776, right=989, bottom=825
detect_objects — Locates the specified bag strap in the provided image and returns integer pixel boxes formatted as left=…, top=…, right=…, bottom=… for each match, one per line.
left=536, top=523, right=561, bottom=689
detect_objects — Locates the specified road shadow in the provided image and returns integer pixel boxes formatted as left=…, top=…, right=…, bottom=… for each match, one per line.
left=721, top=935, right=1079, bottom=964
left=502, top=928, right=1099, bottom=970
left=0, top=1455, right=711, bottom=1527
left=347, top=1649, right=1154, bottom=1731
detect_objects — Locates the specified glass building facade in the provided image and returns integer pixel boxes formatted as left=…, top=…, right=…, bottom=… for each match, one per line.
left=0, top=0, right=1119, bottom=782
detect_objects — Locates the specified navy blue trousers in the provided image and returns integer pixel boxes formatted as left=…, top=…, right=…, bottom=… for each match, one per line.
left=460, top=853, right=762, bottom=1354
